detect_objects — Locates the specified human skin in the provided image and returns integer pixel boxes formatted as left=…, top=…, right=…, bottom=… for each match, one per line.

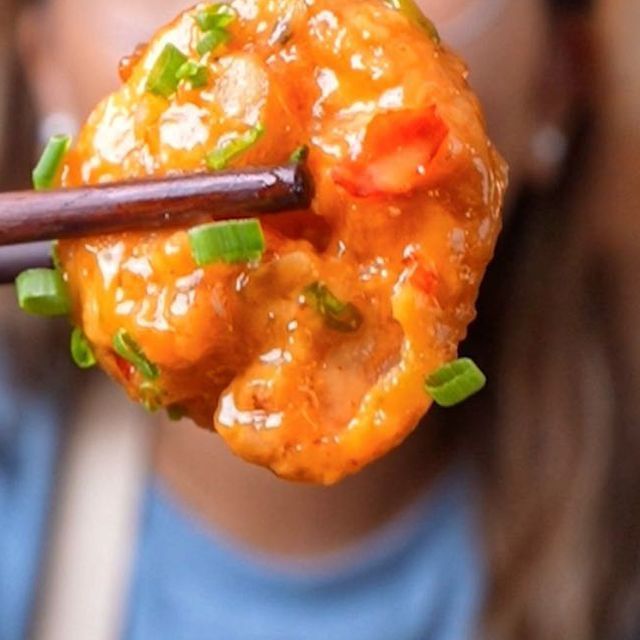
left=21, top=0, right=558, bottom=557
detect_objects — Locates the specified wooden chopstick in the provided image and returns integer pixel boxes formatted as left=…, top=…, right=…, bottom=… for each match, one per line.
left=0, top=162, right=312, bottom=247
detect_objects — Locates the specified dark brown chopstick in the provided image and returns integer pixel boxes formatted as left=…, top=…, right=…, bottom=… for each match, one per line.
left=0, top=162, right=312, bottom=247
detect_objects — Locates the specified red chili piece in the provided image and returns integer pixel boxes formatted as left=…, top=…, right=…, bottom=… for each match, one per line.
left=115, top=354, right=135, bottom=381
left=332, top=106, right=448, bottom=197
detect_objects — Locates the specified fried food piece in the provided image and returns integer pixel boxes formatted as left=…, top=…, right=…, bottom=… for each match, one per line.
left=57, top=0, right=507, bottom=484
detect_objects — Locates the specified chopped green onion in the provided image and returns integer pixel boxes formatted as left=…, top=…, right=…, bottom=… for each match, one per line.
left=176, top=60, right=209, bottom=88
left=32, top=134, right=71, bottom=190
left=146, top=44, right=188, bottom=98
left=167, top=404, right=187, bottom=421
left=384, top=0, right=440, bottom=43
left=140, top=381, right=162, bottom=413
left=425, top=358, right=486, bottom=407
left=303, top=282, right=363, bottom=333
left=196, top=3, right=236, bottom=31
left=50, top=241, right=62, bottom=271
left=196, top=27, right=230, bottom=56
left=113, top=329, right=159, bottom=380
left=70, top=328, right=96, bottom=369
left=289, top=145, right=309, bottom=163
left=206, top=123, right=265, bottom=171
left=188, top=219, right=265, bottom=265
left=15, top=268, right=70, bottom=316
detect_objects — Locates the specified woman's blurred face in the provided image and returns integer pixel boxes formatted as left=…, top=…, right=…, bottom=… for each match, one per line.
left=28, top=0, right=549, bottom=191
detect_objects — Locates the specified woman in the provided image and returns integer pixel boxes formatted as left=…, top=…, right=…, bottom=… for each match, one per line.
left=1, top=0, right=638, bottom=638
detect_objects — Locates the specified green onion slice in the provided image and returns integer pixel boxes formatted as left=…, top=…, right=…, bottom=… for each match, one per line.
left=167, top=404, right=187, bottom=421
left=384, top=0, right=440, bottom=43
left=189, top=219, right=265, bottom=266
left=15, top=268, right=70, bottom=316
left=289, top=145, right=309, bottom=163
left=206, top=123, right=265, bottom=171
left=140, top=381, right=162, bottom=413
left=113, top=329, right=159, bottom=380
left=303, top=282, right=363, bottom=333
left=32, top=134, right=71, bottom=190
left=196, top=3, right=236, bottom=31
left=70, top=328, right=96, bottom=369
left=425, top=358, right=486, bottom=407
left=50, top=241, right=62, bottom=271
left=176, top=60, right=209, bottom=88
left=196, top=27, right=230, bottom=56
left=146, top=44, right=188, bottom=98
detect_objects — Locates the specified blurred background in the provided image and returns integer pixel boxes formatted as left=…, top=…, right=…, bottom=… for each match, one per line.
left=0, top=1, right=638, bottom=639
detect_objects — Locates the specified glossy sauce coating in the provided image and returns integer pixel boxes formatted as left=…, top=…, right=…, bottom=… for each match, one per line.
left=58, top=0, right=507, bottom=484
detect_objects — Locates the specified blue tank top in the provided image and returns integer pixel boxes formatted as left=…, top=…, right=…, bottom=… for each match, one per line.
left=125, top=468, right=484, bottom=640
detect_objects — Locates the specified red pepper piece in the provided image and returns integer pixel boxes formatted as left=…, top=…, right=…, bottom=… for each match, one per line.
left=115, top=354, right=135, bottom=381
left=410, top=264, right=438, bottom=295
left=403, top=252, right=439, bottom=295
left=332, top=106, right=448, bottom=198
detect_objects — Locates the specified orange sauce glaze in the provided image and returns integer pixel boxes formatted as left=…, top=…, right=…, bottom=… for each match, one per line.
left=57, top=0, right=508, bottom=484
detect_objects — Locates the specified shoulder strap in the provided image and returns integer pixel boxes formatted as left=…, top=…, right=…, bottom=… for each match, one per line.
left=31, top=379, right=153, bottom=640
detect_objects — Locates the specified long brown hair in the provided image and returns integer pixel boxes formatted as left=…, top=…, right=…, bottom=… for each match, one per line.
left=458, top=2, right=640, bottom=636
left=0, top=0, right=38, bottom=191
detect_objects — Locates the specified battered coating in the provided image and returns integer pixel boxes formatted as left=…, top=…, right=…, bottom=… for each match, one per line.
left=57, top=0, right=507, bottom=483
